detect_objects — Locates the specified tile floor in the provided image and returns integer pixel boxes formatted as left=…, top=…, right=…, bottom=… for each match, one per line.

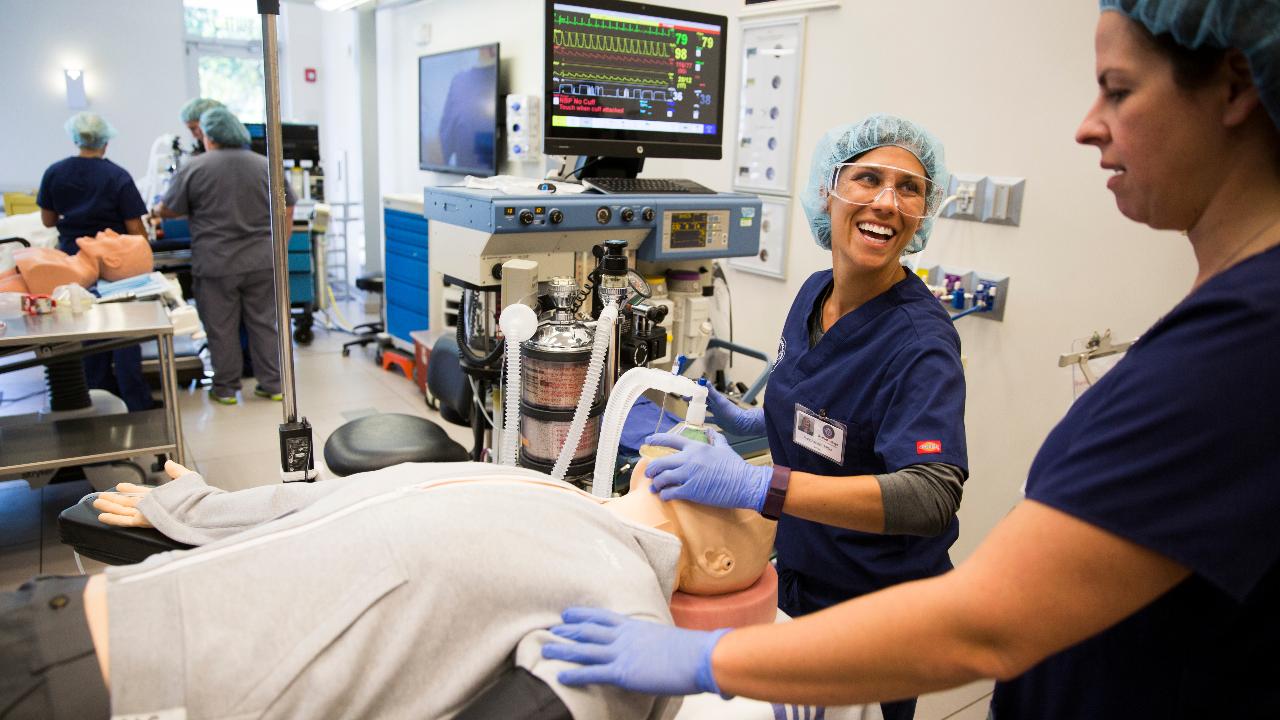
left=0, top=301, right=992, bottom=719
left=0, top=302, right=471, bottom=591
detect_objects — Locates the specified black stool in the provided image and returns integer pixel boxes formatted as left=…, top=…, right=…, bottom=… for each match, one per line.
left=323, top=413, right=468, bottom=476
left=342, top=274, right=386, bottom=357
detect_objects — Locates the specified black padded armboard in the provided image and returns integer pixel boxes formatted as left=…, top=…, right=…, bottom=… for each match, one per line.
left=58, top=491, right=192, bottom=566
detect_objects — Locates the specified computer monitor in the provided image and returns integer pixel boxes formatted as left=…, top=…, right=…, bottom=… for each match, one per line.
left=244, top=123, right=321, bottom=164
left=544, top=0, right=727, bottom=167
left=419, top=43, right=501, bottom=176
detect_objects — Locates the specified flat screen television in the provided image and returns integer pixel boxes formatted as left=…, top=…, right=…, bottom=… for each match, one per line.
left=419, top=43, right=500, bottom=175
left=544, top=0, right=727, bottom=162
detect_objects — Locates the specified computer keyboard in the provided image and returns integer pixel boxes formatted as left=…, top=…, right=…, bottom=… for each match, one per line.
left=582, top=177, right=716, bottom=194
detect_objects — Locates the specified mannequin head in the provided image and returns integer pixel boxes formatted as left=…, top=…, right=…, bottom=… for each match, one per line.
left=78, top=230, right=153, bottom=281
left=612, top=451, right=777, bottom=596
left=13, top=247, right=97, bottom=295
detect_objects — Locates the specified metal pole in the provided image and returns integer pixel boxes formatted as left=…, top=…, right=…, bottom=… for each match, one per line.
left=259, top=3, right=295, bottom=422
left=260, top=0, right=316, bottom=481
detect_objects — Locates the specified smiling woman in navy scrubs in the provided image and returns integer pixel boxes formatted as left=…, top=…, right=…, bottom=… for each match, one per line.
left=639, top=114, right=967, bottom=720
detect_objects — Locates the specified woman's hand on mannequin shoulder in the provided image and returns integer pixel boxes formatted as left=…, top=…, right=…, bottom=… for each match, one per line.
left=644, top=429, right=772, bottom=511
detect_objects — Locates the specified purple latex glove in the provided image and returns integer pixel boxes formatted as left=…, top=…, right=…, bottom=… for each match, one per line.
left=643, top=428, right=771, bottom=511
left=543, top=607, right=730, bottom=696
left=705, top=384, right=766, bottom=437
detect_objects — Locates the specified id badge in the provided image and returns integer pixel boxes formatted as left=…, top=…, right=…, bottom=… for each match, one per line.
left=793, top=403, right=846, bottom=464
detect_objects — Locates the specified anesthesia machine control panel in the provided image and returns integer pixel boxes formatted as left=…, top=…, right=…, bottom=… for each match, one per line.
left=422, top=187, right=761, bottom=265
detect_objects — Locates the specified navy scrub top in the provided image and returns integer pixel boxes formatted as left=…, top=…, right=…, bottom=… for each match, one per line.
left=765, top=269, right=968, bottom=610
left=992, top=245, right=1280, bottom=719
left=37, top=157, right=147, bottom=254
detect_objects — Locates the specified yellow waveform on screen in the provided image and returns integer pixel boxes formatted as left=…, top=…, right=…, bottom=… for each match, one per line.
left=553, top=29, right=670, bottom=57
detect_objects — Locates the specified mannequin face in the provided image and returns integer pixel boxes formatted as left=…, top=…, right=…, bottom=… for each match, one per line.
left=77, top=230, right=153, bottom=281
left=626, top=455, right=776, bottom=595
left=13, top=247, right=97, bottom=295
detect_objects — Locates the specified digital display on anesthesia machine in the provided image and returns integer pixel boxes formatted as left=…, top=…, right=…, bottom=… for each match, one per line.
left=669, top=212, right=708, bottom=248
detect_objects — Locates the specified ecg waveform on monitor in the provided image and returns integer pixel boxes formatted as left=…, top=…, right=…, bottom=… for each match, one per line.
left=550, top=6, right=721, bottom=129
left=553, top=29, right=671, bottom=57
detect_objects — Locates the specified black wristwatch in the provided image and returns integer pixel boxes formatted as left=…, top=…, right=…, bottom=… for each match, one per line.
left=761, top=465, right=791, bottom=520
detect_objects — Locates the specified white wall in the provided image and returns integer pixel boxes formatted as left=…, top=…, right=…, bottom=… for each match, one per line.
left=282, top=1, right=326, bottom=125
left=375, top=0, right=548, bottom=196
left=0, top=0, right=188, bottom=191
left=372, top=0, right=1197, bottom=568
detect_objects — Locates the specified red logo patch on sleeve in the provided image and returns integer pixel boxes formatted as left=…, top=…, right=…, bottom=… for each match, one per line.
left=916, top=440, right=943, bottom=455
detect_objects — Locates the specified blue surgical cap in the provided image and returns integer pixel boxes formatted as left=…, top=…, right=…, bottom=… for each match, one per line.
left=1100, top=0, right=1280, bottom=132
left=198, top=107, right=252, bottom=149
left=801, top=114, right=949, bottom=254
left=180, top=97, right=224, bottom=124
left=64, top=112, right=117, bottom=149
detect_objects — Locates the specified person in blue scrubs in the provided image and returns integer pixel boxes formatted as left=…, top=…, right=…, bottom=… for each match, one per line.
left=37, top=112, right=152, bottom=412
left=540, top=1, right=1280, bottom=717
left=624, top=114, right=967, bottom=720
left=37, top=113, right=148, bottom=254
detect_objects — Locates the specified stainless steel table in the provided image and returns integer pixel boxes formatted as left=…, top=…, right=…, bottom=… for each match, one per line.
left=0, top=302, right=187, bottom=476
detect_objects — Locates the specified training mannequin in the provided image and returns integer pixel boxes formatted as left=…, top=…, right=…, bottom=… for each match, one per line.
left=5, top=231, right=152, bottom=295
left=4, top=460, right=778, bottom=720
left=76, top=229, right=153, bottom=282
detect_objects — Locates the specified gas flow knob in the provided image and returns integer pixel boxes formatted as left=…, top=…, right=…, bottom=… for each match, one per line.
left=595, top=206, right=612, bottom=224
left=519, top=209, right=535, bottom=225
left=641, top=207, right=655, bottom=222
left=620, top=207, right=635, bottom=223
left=548, top=208, right=564, bottom=224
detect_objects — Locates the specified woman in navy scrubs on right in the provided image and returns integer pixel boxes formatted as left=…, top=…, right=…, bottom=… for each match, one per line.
left=542, top=0, right=1280, bottom=716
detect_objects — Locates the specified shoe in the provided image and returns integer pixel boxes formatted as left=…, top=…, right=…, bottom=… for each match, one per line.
left=208, top=389, right=238, bottom=405
left=254, top=387, right=283, bottom=401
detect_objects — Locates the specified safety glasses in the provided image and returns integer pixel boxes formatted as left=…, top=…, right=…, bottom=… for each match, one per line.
left=827, top=162, right=944, bottom=219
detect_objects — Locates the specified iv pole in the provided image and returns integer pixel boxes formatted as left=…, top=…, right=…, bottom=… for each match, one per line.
left=259, top=0, right=318, bottom=481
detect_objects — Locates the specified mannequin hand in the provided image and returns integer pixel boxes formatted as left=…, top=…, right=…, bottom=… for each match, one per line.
left=643, top=428, right=771, bottom=511
left=93, top=482, right=154, bottom=528
left=543, top=607, right=729, bottom=696
left=704, top=385, right=765, bottom=437
left=164, top=459, right=194, bottom=480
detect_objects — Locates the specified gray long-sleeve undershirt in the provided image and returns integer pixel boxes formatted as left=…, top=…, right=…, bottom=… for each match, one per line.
left=809, top=278, right=965, bottom=537
left=875, top=462, right=965, bottom=536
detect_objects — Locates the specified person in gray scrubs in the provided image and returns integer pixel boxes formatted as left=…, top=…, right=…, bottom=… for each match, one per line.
left=155, top=107, right=294, bottom=404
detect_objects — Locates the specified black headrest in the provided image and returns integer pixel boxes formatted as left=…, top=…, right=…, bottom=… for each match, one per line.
left=426, top=334, right=473, bottom=427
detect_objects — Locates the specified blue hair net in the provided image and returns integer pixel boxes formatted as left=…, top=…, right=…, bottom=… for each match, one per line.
left=801, top=114, right=949, bottom=254
left=198, top=107, right=252, bottom=149
left=64, top=112, right=117, bottom=149
left=1100, top=0, right=1280, bottom=132
left=180, top=97, right=224, bottom=124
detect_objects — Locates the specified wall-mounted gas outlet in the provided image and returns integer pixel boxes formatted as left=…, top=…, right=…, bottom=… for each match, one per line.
left=943, top=174, right=985, bottom=221
left=919, top=265, right=1010, bottom=322
left=980, top=177, right=1025, bottom=226
left=940, top=173, right=1027, bottom=227
left=972, top=273, right=1011, bottom=321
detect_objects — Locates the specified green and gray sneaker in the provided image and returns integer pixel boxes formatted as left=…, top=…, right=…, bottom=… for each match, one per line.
left=254, top=387, right=283, bottom=401
left=208, top=389, right=238, bottom=405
